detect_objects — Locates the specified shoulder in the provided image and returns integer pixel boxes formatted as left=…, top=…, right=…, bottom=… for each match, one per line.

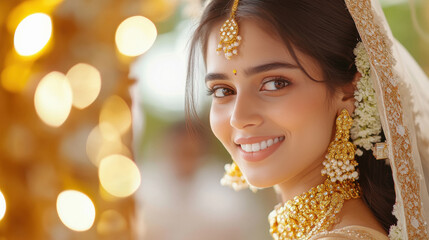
left=310, top=225, right=389, bottom=240
left=334, top=198, right=387, bottom=234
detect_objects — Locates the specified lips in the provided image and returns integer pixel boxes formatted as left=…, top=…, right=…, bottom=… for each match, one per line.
left=234, top=136, right=285, bottom=162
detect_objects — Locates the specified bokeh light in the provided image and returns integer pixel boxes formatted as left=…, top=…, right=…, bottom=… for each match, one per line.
left=6, top=0, right=63, bottom=34
left=34, top=71, right=72, bottom=127
left=0, top=190, right=6, bottom=221
left=98, top=154, right=141, bottom=198
left=115, top=16, right=157, bottom=56
left=66, top=63, right=101, bottom=109
left=56, top=190, right=96, bottom=231
left=99, top=95, right=132, bottom=135
left=14, top=13, right=52, bottom=56
left=99, top=122, right=121, bottom=142
left=86, top=125, right=124, bottom=167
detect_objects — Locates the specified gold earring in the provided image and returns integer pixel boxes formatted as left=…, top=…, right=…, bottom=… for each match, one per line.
left=220, top=161, right=248, bottom=191
left=220, top=161, right=257, bottom=192
left=321, top=109, right=359, bottom=182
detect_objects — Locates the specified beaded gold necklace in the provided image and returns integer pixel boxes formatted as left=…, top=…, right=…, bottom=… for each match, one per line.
left=268, top=179, right=360, bottom=240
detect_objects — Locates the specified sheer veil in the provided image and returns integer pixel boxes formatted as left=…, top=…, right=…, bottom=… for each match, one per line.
left=345, top=0, right=429, bottom=238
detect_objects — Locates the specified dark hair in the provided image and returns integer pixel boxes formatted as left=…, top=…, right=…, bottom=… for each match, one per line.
left=186, top=0, right=396, bottom=231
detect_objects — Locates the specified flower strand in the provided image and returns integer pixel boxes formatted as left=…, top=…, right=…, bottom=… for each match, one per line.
left=351, top=42, right=382, bottom=156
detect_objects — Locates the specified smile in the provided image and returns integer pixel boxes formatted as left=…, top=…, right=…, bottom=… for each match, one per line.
left=235, top=136, right=285, bottom=162
left=238, top=136, right=285, bottom=153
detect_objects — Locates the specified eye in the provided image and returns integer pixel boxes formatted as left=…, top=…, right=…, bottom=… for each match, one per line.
left=261, top=78, right=290, bottom=91
left=207, top=86, right=235, bottom=98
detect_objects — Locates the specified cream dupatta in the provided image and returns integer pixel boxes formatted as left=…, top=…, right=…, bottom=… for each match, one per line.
left=344, top=0, right=429, bottom=239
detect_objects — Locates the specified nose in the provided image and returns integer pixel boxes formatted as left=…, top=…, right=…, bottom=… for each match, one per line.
left=230, top=92, right=263, bottom=129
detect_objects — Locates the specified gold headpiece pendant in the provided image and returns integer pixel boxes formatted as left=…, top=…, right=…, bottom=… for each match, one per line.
left=216, top=0, right=241, bottom=60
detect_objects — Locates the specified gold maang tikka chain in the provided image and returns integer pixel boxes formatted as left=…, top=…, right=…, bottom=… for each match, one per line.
left=216, top=0, right=241, bottom=60
left=268, top=110, right=361, bottom=240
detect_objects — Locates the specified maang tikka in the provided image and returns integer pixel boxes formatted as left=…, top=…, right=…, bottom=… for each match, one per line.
left=216, top=0, right=241, bottom=60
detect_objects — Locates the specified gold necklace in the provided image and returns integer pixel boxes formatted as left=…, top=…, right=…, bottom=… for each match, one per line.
left=268, top=179, right=360, bottom=240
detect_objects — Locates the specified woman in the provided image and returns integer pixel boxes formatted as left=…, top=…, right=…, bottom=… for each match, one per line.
left=186, top=0, right=429, bottom=239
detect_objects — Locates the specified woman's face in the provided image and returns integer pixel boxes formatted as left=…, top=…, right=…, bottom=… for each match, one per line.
left=206, top=20, right=346, bottom=188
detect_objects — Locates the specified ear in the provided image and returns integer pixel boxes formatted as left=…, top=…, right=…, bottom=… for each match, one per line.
left=337, top=72, right=361, bottom=115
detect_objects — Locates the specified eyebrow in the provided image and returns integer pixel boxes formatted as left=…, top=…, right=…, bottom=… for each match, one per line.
left=245, top=61, right=299, bottom=76
left=205, top=73, right=228, bottom=82
left=205, top=61, right=299, bottom=83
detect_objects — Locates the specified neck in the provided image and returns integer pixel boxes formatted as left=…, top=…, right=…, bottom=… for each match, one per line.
left=276, top=157, right=325, bottom=202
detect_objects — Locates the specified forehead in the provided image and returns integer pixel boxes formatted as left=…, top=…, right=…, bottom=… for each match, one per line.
left=206, top=20, right=294, bottom=71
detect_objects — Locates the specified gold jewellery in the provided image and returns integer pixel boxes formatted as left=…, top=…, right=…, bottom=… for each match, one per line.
left=216, top=0, right=241, bottom=59
left=322, top=109, right=359, bottom=182
left=220, top=161, right=249, bottom=191
left=268, top=109, right=361, bottom=240
left=268, top=179, right=360, bottom=240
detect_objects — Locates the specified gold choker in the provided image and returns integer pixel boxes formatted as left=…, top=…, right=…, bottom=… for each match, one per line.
left=268, top=179, right=360, bottom=240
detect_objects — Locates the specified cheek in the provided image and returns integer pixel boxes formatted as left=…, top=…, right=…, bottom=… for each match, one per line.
left=291, top=88, right=334, bottom=136
left=209, top=103, right=232, bottom=149
left=272, top=86, right=331, bottom=129
left=273, top=86, right=334, bottom=158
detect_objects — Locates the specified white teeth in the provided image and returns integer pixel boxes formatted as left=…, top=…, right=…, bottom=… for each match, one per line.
left=239, top=137, right=283, bottom=153
left=260, top=141, right=267, bottom=150
left=242, top=145, right=251, bottom=153
left=252, top=143, right=260, bottom=152
left=243, top=144, right=252, bottom=152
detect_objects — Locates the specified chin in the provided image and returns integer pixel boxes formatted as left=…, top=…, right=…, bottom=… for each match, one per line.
left=243, top=170, right=280, bottom=189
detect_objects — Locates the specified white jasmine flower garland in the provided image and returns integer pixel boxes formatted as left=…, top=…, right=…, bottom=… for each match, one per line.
left=388, top=203, right=404, bottom=240
left=351, top=42, right=382, bottom=156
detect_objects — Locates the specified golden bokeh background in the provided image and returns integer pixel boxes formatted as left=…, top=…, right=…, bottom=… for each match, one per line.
left=0, top=0, right=428, bottom=240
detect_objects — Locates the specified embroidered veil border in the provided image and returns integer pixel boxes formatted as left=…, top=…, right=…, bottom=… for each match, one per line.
left=344, top=0, right=429, bottom=239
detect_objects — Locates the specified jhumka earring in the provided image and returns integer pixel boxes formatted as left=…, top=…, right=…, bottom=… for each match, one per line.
left=216, top=0, right=241, bottom=59
left=322, top=109, right=359, bottom=182
left=220, top=161, right=252, bottom=191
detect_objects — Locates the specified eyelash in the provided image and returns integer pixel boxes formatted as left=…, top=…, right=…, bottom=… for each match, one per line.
left=261, top=77, right=291, bottom=91
left=206, top=77, right=291, bottom=98
left=206, top=88, right=216, bottom=96
left=206, top=86, right=235, bottom=97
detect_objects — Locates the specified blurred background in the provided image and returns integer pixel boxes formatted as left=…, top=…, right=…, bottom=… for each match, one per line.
left=0, top=0, right=428, bottom=239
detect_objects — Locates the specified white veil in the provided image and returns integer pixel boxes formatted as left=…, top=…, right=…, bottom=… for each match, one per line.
left=345, top=0, right=429, bottom=238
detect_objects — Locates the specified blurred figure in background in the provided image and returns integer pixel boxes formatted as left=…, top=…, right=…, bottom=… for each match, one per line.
left=137, top=121, right=276, bottom=240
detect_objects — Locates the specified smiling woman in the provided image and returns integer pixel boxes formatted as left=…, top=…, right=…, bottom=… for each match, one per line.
left=186, top=0, right=429, bottom=239
left=206, top=21, right=340, bottom=192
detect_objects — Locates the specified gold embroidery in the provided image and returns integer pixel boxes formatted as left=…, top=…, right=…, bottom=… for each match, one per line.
left=311, top=228, right=383, bottom=240
left=344, top=0, right=428, bottom=239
